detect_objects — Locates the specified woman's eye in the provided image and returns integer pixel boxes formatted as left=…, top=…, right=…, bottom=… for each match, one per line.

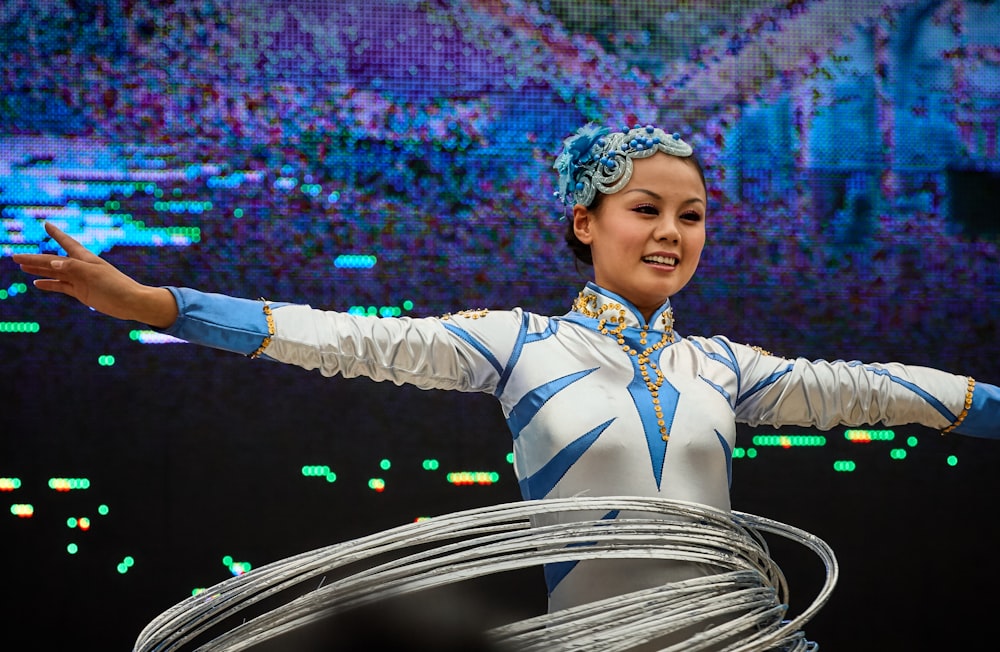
left=635, top=204, right=658, bottom=215
left=681, top=211, right=703, bottom=222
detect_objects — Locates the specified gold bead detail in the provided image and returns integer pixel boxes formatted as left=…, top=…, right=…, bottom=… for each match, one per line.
left=941, top=377, right=976, bottom=435
left=249, top=301, right=275, bottom=359
left=573, top=292, right=676, bottom=444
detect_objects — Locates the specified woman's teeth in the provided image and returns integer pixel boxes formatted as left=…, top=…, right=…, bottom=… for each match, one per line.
left=643, top=255, right=677, bottom=265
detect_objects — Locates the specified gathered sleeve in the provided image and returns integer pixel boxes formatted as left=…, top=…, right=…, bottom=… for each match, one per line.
left=716, top=337, right=999, bottom=439
left=157, top=287, right=526, bottom=395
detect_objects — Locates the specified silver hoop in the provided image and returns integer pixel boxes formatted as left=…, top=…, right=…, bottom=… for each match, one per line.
left=134, top=497, right=837, bottom=651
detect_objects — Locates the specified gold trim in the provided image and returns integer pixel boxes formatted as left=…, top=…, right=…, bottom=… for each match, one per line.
left=941, top=377, right=976, bottom=435
left=441, top=309, right=490, bottom=320
left=249, top=301, right=275, bottom=359
left=574, top=291, right=675, bottom=441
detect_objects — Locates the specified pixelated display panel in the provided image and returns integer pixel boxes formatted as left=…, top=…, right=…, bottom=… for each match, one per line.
left=1, top=1, right=999, bottom=650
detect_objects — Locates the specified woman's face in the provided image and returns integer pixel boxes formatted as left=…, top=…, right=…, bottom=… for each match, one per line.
left=572, top=153, right=706, bottom=320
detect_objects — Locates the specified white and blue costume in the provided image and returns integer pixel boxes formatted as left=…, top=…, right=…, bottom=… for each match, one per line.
left=160, top=281, right=999, bottom=612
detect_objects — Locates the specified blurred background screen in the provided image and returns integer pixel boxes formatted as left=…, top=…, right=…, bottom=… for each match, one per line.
left=1, top=0, right=998, bottom=649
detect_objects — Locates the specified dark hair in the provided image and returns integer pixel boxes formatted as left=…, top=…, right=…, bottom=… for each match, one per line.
left=564, top=153, right=707, bottom=266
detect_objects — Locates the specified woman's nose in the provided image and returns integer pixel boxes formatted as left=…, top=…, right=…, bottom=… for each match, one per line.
left=654, top=217, right=680, bottom=243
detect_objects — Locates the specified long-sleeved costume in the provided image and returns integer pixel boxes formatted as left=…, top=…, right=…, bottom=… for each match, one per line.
left=160, top=281, right=999, bottom=612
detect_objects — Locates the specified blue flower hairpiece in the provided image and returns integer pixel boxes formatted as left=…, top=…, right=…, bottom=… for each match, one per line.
left=553, top=123, right=694, bottom=209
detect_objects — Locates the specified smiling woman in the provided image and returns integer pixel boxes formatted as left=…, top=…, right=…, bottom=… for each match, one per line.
left=10, top=121, right=1000, bottom=651
left=572, top=153, right=706, bottom=319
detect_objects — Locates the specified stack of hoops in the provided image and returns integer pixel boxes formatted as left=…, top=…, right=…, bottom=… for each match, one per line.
left=134, top=497, right=837, bottom=652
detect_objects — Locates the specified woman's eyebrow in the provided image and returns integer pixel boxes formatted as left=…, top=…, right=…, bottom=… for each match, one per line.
left=623, top=188, right=705, bottom=206
left=622, top=188, right=662, bottom=199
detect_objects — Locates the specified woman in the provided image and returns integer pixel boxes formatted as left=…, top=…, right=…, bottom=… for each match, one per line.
left=12, top=123, right=999, bottom=620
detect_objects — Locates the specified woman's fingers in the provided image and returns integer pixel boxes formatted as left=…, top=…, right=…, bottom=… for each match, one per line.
left=15, top=254, right=78, bottom=283
left=10, top=223, right=101, bottom=271
left=13, top=259, right=59, bottom=276
left=11, top=228, right=110, bottom=307
left=43, top=222, right=103, bottom=263
left=11, top=221, right=97, bottom=272
left=11, top=253, right=63, bottom=270
left=30, top=278, right=76, bottom=296
left=16, top=256, right=87, bottom=301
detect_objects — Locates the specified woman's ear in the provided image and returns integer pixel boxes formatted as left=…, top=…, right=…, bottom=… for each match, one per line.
left=572, top=204, right=594, bottom=245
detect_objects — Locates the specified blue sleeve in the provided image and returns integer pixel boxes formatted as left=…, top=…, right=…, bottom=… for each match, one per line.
left=953, top=381, right=1000, bottom=440
left=156, top=287, right=284, bottom=356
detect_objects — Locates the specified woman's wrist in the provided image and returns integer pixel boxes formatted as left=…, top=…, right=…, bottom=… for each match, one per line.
left=137, top=286, right=179, bottom=329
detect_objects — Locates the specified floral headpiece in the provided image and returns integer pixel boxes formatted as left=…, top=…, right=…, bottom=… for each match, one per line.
left=553, top=123, right=694, bottom=208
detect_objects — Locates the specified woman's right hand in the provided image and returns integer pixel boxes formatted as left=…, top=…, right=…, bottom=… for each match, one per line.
left=11, top=222, right=179, bottom=328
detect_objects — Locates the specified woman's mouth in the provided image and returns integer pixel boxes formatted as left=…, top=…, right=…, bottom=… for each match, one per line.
left=642, top=255, right=678, bottom=267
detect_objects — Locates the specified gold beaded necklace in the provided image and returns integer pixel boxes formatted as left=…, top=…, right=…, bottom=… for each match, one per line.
left=573, top=292, right=676, bottom=442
